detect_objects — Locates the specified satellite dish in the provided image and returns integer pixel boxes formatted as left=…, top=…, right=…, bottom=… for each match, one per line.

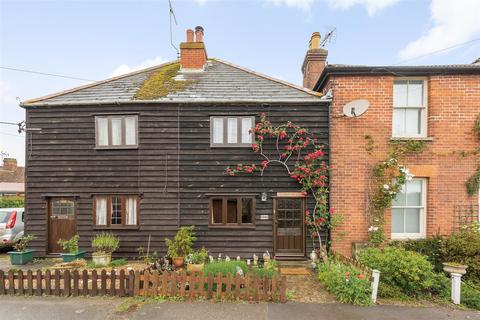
left=343, top=99, right=369, bottom=117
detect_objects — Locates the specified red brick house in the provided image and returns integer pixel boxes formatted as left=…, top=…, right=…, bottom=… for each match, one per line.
left=303, top=33, right=480, bottom=256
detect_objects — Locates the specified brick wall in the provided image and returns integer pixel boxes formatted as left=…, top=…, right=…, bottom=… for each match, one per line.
left=324, top=74, right=480, bottom=256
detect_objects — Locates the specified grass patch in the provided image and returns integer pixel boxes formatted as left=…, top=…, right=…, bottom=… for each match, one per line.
left=134, top=63, right=196, bottom=100
left=110, top=258, right=128, bottom=267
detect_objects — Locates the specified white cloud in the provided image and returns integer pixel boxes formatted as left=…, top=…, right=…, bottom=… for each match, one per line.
left=326, top=0, right=400, bottom=16
left=399, top=0, right=480, bottom=61
left=109, top=56, right=166, bottom=78
left=264, top=0, right=314, bottom=11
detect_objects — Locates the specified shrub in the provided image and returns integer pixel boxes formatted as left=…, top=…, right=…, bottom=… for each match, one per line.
left=357, top=247, right=446, bottom=297
left=440, top=224, right=480, bottom=284
left=186, top=247, right=208, bottom=264
left=317, top=258, right=373, bottom=306
left=92, top=233, right=119, bottom=254
left=253, top=266, right=279, bottom=278
left=390, top=235, right=444, bottom=272
left=204, top=260, right=248, bottom=277
left=58, top=235, right=80, bottom=254
left=461, top=281, right=480, bottom=310
left=13, top=235, right=34, bottom=252
left=0, top=196, right=24, bottom=208
left=165, top=226, right=196, bottom=258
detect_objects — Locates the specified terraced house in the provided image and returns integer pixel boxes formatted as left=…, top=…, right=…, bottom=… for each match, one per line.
left=20, top=27, right=480, bottom=259
left=309, top=53, right=480, bottom=255
left=20, top=27, right=330, bottom=259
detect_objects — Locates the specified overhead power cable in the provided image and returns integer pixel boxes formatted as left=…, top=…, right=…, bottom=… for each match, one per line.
left=393, top=37, right=480, bottom=65
left=0, top=66, right=96, bottom=82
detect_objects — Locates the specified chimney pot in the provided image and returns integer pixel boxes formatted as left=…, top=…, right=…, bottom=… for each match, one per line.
left=309, top=32, right=321, bottom=50
left=186, top=29, right=194, bottom=42
left=195, top=26, right=204, bottom=42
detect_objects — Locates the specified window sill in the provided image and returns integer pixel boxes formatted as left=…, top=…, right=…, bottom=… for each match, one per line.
left=210, top=145, right=252, bottom=148
left=391, top=234, right=426, bottom=240
left=95, top=146, right=139, bottom=150
left=93, top=226, right=140, bottom=230
left=390, top=137, right=434, bottom=142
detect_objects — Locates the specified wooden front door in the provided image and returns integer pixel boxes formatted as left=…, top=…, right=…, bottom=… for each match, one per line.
left=48, top=198, right=76, bottom=253
left=273, top=197, right=306, bottom=257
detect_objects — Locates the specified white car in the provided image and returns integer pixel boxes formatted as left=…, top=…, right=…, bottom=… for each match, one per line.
left=0, top=208, right=24, bottom=248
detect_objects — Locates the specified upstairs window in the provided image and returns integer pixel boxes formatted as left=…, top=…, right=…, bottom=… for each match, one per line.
left=209, top=196, right=255, bottom=227
left=94, top=195, right=139, bottom=228
left=210, top=116, right=254, bottom=147
left=392, top=79, right=427, bottom=138
left=95, top=115, right=138, bottom=148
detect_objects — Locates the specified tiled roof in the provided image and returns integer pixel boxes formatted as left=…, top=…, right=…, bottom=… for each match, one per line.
left=22, top=59, right=323, bottom=107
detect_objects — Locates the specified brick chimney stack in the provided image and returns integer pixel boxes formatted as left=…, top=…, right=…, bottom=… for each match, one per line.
left=2, top=158, right=17, bottom=171
left=180, top=26, right=207, bottom=71
left=302, top=32, right=328, bottom=90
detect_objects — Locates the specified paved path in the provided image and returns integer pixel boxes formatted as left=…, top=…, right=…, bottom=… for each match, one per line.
left=0, top=296, right=478, bottom=320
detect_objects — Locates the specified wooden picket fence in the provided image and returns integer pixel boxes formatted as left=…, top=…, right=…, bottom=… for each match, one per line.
left=136, top=271, right=287, bottom=302
left=0, top=269, right=286, bottom=302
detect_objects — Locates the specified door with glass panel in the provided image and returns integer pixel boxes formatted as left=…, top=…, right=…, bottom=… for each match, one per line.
left=273, top=197, right=306, bottom=256
left=48, top=198, right=76, bottom=253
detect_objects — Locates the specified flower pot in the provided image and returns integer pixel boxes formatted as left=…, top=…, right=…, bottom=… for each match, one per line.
left=187, top=263, right=204, bottom=273
left=172, top=257, right=185, bottom=268
left=443, top=262, right=468, bottom=275
left=8, top=249, right=35, bottom=265
left=92, top=252, right=112, bottom=267
left=61, top=251, right=86, bottom=263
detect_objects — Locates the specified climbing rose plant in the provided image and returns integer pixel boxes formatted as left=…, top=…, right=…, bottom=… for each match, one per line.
left=225, top=113, right=335, bottom=252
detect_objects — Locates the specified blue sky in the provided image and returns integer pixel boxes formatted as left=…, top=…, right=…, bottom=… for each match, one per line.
left=1, top=0, right=480, bottom=165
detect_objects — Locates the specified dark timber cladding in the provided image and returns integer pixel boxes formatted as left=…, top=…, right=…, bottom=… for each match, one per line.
left=24, top=101, right=328, bottom=258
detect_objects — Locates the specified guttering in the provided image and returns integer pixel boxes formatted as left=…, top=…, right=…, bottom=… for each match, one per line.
left=20, top=98, right=330, bottom=108
left=314, top=65, right=480, bottom=91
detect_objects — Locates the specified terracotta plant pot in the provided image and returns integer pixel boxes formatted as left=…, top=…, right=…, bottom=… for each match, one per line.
left=172, top=257, right=185, bottom=268
left=92, top=252, right=112, bottom=267
left=187, top=263, right=204, bottom=273
left=443, top=262, right=468, bottom=275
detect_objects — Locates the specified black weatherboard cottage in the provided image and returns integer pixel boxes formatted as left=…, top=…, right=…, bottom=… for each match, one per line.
left=20, top=27, right=329, bottom=260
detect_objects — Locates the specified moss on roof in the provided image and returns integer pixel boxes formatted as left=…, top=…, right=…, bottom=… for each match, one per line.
left=134, top=63, right=196, bottom=100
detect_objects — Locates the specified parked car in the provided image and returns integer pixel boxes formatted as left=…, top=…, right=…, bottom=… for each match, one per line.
left=0, top=208, right=24, bottom=248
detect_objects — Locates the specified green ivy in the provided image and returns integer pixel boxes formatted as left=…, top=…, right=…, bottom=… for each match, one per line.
left=466, top=164, right=480, bottom=196
left=367, top=138, right=426, bottom=246
left=474, top=113, right=480, bottom=139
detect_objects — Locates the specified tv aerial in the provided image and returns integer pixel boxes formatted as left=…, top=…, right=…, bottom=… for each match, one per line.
left=320, top=27, right=336, bottom=48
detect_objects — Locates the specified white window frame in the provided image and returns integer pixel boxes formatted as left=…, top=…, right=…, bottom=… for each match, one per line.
left=95, top=115, right=138, bottom=149
left=392, top=78, right=428, bottom=138
left=210, top=116, right=255, bottom=147
left=391, top=178, right=427, bottom=240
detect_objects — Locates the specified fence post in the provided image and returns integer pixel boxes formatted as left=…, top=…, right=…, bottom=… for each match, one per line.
left=451, top=273, right=462, bottom=305
left=371, top=269, right=380, bottom=303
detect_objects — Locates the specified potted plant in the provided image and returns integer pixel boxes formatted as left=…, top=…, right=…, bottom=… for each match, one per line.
left=91, top=233, right=119, bottom=267
left=8, top=235, right=35, bottom=265
left=186, top=247, right=208, bottom=273
left=58, top=235, right=86, bottom=262
left=443, top=262, right=468, bottom=275
left=165, top=226, right=196, bottom=268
